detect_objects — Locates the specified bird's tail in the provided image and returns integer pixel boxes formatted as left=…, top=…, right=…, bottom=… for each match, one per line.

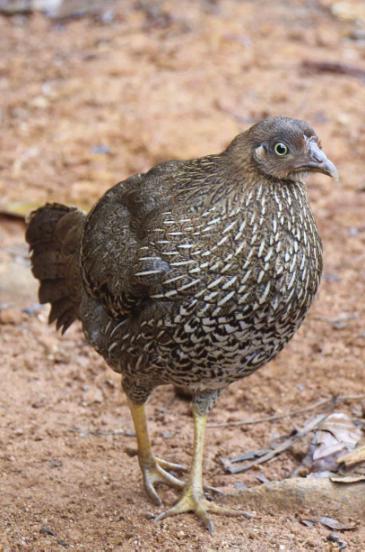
left=25, top=203, right=85, bottom=333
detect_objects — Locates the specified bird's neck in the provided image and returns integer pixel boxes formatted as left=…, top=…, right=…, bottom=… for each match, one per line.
left=172, top=151, right=309, bottom=221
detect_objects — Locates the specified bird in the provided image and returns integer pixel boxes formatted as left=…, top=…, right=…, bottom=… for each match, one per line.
left=26, top=116, right=337, bottom=533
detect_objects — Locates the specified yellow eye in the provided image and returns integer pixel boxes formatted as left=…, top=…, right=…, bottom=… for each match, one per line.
left=274, top=143, right=289, bottom=156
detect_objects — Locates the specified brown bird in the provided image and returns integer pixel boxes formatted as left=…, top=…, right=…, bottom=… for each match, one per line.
left=26, top=117, right=337, bottom=533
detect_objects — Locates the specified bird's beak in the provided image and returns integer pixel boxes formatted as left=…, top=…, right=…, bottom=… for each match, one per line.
left=299, top=140, right=338, bottom=178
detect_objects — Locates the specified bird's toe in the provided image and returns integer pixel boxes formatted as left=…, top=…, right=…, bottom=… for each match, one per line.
left=152, top=488, right=251, bottom=534
left=142, top=458, right=185, bottom=505
left=155, top=456, right=186, bottom=472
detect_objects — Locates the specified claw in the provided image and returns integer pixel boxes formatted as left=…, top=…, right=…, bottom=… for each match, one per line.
left=153, top=487, right=249, bottom=533
left=141, top=457, right=185, bottom=505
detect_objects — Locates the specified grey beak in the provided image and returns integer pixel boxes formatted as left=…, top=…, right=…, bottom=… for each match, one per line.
left=307, top=140, right=338, bottom=179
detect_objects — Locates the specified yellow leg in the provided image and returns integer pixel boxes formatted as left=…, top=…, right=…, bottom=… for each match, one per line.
left=128, top=399, right=185, bottom=505
left=154, top=405, right=249, bottom=534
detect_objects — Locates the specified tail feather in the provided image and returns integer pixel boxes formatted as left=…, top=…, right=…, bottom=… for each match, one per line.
left=38, top=279, right=69, bottom=304
left=26, top=203, right=72, bottom=244
left=31, top=251, right=67, bottom=280
left=49, top=297, right=76, bottom=331
left=26, top=203, right=85, bottom=333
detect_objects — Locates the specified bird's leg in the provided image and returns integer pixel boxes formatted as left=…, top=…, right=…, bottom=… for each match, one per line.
left=154, top=399, right=249, bottom=534
left=127, top=399, right=185, bottom=505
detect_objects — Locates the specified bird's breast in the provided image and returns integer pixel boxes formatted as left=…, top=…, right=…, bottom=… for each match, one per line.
left=89, top=182, right=323, bottom=388
left=146, top=185, right=322, bottom=319
left=145, top=184, right=323, bottom=371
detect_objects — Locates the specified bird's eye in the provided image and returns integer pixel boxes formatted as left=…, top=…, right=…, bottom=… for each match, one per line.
left=274, top=143, right=289, bottom=156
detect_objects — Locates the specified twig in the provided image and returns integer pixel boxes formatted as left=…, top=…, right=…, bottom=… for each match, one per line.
left=222, top=413, right=329, bottom=474
left=313, top=314, right=358, bottom=329
left=0, top=210, right=26, bottom=222
left=302, top=60, right=365, bottom=81
left=208, top=394, right=365, bottom=428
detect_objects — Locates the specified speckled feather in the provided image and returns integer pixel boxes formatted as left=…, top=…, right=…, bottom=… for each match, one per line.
left=27, top=117, right=325, bottom=407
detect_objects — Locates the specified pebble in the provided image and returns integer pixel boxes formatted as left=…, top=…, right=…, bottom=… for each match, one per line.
left=0, top=308, right=24, bottom=325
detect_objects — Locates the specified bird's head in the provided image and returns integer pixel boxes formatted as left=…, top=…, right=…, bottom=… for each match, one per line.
left=228, top=116, right=338, bottom=182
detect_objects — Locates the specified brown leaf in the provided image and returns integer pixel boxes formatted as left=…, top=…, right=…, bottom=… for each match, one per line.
left=319, top=516, right=357, bottom=531
left=331, top=474, right=365, bottom=484
left=299, top=517, right=317, bottom=527
left=338, top=445, right=365, bottom=467
left=302, top=412, right=362, bottom=472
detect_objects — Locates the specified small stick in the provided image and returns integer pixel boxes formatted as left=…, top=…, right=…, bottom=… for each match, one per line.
left=208, top=394, right=365, bottom=428
left=224, top=413, right=329, bottom=474
left=302, top=60, right=365, bottom=81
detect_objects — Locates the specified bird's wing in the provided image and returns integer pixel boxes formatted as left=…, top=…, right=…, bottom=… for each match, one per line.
left=80, top=168, right=188, bottom=317
left=81, top=159, right=228, bottom=318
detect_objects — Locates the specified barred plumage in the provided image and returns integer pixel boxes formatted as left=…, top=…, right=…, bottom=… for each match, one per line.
left=26, top=116, right=337, bottom=532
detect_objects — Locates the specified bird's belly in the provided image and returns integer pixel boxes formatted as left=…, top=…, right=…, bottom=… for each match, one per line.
left=156, top=239, right=321, bottom=386
left=151, top=294, right=307, bottom=389
left=81, top=242, right=321, bottom=392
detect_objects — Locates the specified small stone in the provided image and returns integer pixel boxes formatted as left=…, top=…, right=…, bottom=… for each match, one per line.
left=48, top=458, right=63, bottom=469
left=90, top=144, right=111, bottom=155
left=22, top=303, right=42, bottom=315
left=327, top=531, right=347, bottom=550
left=0, top=308, right=24, bottom=325
left=161, top=430, right=174, bottom=439
left=40, top=526, right=56, bottom=537
left=84, top=386, right=103, bottom=404
left=315, top=27, right=339, bottom=48
left=234, top=481, right=247, bottom=490
left=31, top=96, right=49, bottom=109
left=124, top=447, right=138, bottom=457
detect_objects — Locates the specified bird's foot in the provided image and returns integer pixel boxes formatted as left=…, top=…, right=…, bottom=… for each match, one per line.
left=155, top=457, right=186, bottom=473
left=152, top=487, right=249, bottom=534
left=142, top=457, right=185, bottom=506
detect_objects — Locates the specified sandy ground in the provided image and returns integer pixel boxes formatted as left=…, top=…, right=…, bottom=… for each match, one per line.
left=1, top=0, right=365, bottom=550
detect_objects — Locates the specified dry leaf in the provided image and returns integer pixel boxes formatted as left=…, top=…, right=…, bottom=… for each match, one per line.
left=331, top=474, right=365, bottom=484
left=299, top=517, right=317, bottom=527
left=319, top=516, right=357, bottom=531
left=326, top=531, right=348, bottom=550
left=338, top=445, right=365, bottom=467
left=222, top=414, right=327, bottom=474
left=302, top=412, right=362, bottom=472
